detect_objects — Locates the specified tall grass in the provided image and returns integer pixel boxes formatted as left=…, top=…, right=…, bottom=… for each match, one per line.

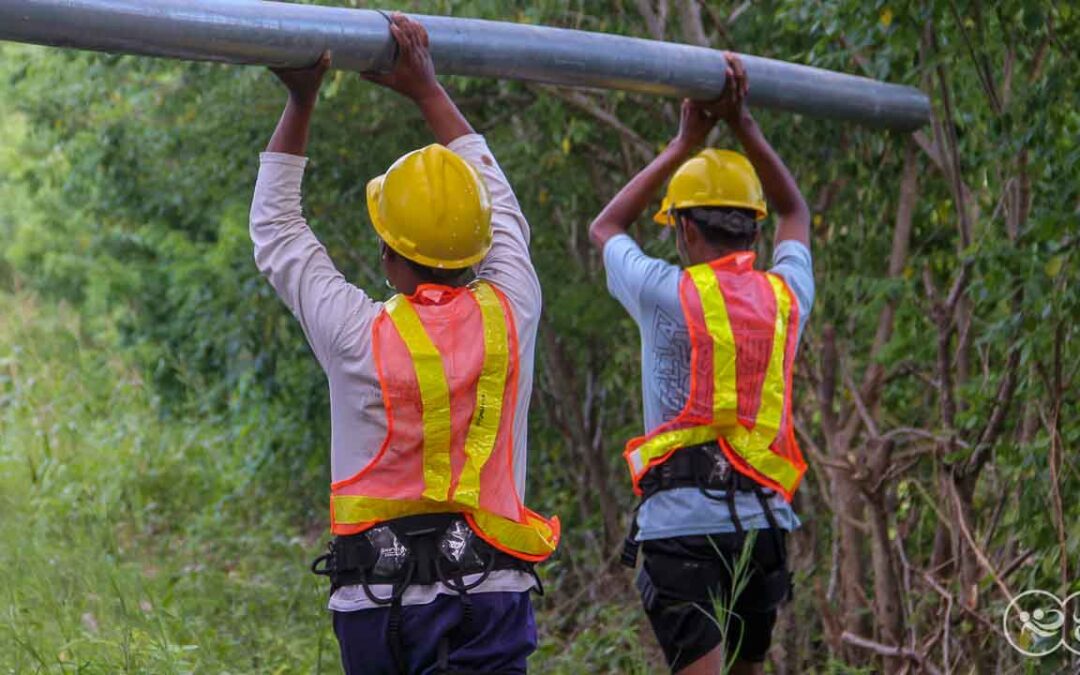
left=0, top=292, right=333, bottom=673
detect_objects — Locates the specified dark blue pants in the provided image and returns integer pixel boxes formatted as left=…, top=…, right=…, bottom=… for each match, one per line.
left=333, top=591, right=536, bottom=674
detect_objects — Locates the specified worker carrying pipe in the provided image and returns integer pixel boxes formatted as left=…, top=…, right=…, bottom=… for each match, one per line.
left=588, top=54, right=812, bottom=673
left=253, top=14, right=558, bottom=673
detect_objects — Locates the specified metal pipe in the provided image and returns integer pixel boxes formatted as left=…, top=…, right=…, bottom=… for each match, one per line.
left=0, top=0, right=930, bottom=130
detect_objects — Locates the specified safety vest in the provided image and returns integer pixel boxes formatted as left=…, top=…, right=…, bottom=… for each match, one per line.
left=330, top=281, right=560, bottom=562
left=624, top=251, right=807, bottom=501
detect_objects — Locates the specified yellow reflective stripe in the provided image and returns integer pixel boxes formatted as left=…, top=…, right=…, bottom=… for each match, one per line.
left=333, top=494, right=455, bottom=525
left=687, top=265, right=738, bottom=420
left=628, top=423, right=800, bottom=493
left=627, top=425, right=719, bottom=477
left=471, top=509, right=558, bottom=557
left=385, top=295, right=453, bottom=502
left=756, top=275, right=791, bottom=432
left=455, top=282, right=509, bottom=508
left=723, top=423, right=802, bottom=493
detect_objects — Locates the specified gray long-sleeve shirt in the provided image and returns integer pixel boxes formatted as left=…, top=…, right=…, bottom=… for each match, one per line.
left=249, top=135, right=539, bottom=609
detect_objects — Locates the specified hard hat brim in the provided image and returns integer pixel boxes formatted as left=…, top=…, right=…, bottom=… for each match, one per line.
left=652, top=208, right=674, bottom=226
left=653, top=199, right=768, bottom=227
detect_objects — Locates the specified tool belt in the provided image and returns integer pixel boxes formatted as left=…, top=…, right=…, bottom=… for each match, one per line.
left=311, top=512, right=537, bottom=595
left=638, top=441, right=768, bottom=500
left=622, top=441, right=786, bottom=569
left=311, top=513, right=540, bottom=675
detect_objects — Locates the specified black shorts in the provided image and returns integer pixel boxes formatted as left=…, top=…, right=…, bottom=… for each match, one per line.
left=636, top=530, right=792, bottom=671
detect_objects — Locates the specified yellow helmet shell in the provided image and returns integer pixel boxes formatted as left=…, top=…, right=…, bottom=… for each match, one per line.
left=652, top=149, right=767, bottom=226
left=367, top=144, right=493, bottom=269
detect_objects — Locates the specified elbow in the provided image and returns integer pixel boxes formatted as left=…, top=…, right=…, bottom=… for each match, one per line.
left=777, top=196, right=811, bottom=230
left=588, top=220, right=602, bottom=248
left=588, top=218, right=614, bottom=250
left=794, top=201, right=812, bottom=232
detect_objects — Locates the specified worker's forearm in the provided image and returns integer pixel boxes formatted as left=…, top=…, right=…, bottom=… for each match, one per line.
left=729, top=113, right=810, bottom=243
left=589, top=140, right=694, bottom=249
left=414, top=86, right=474, bottom=146
left=266, top=95, right=317, bottom=156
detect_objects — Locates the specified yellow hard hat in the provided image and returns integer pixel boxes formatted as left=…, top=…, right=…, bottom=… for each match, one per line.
left=366, top=144, right=493, bottom=269
left=652, top=149, right=767, bottom=226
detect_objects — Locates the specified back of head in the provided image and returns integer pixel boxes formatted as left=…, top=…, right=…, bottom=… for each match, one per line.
left=678, top=206, right=760, bottom=252
left=405, top=257, right=473, bottom=287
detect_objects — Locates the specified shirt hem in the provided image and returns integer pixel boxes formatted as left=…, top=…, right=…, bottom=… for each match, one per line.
left=636, top=518, right=801, bottom=541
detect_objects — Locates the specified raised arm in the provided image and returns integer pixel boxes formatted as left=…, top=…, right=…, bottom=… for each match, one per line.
left=588, top=101, right=717, bottom=250
left=708, top=53, right=811, bottom=248
left=266, top=52, right=331, bottom=156
left=252, top=51, right=373, bottom=369
left=364, top=13, right=474, bottom=146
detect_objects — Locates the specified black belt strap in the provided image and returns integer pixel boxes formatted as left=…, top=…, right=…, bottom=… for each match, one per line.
left=621, top=443, right=782, bottom=568
left=726, top=484, right=745, bottom=536
left=752, top=484, right=787, bottom=567
left=620, top=516, right=641, bottom=569
left=389, top=595, right=406, bottom=675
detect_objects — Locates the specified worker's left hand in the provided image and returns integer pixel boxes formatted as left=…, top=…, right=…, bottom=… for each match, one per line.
left=271, top=50, right=332, bottom=105
left=364, top=13, right=441, bottom=102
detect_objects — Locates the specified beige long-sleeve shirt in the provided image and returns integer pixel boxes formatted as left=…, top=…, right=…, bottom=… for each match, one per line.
left=249, top=135, right=540, bottom=610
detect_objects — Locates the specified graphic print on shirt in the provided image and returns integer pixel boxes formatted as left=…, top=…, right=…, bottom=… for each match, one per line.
left=650, top=306, right=691, bottom=422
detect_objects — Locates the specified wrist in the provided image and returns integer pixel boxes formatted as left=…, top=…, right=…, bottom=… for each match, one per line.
left=412, top=82, right=446, bottom=106
left=287, top=91, right=319, bottom=109
left=668, top=136, right=696, bottom=157
left=724, top=109, right=754, bottom=132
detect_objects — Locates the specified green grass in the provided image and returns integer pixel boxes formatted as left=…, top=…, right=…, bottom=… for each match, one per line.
left=0, top=292, right=334, bottom=673
left=0, top=291, right=658, bottom=673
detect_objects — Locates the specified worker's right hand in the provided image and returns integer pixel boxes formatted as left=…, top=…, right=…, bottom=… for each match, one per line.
left=271, top=50, right=332, bottom=105
left=707, top=52, right=750, bottom=126
left=364, top=13, right=442, bottom=103
left=672, top=99, right=717, bottom=151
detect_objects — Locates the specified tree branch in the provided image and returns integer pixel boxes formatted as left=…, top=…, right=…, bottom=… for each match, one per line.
left=676, top=0, right=709, bottom=47
left=534, top=86, right=654, bottom=162
left=963, top=346, right=1020, bottom=478
left=840, top=632, right=944, bottom=675
left=634, top=0, right=669, bottom=40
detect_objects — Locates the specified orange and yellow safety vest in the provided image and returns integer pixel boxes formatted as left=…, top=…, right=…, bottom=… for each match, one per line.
left=330, top=281, right=559, bottom=562
left=624, top=251, right=807, bottom=501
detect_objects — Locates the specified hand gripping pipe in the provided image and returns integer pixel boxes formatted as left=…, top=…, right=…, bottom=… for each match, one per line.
left=0, top=0, right=930, bottom=130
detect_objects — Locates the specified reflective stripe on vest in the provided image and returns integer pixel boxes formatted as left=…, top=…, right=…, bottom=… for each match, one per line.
left=330, top=281, right=559, bottom=561
left=383, top=293, right=454, bottom=503
left=458, top=282, right=509, bottom=509
left=623, top=254, right=806, bottom=500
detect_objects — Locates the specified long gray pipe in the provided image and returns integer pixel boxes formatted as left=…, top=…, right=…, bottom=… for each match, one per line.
left=0, top=0, right=930, bottom=130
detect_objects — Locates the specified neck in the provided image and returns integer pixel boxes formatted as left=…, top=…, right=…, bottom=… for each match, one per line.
left=688, top=244, right=744, bottom=266
left=394, top=273, right=470, bottom=296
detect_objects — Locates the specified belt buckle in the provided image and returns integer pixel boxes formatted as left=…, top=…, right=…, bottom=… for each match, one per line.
left=704, top=445, right=732, bottom=486
left=440, top=519, right=483, bottom=568
left=366, top=525, right=411, bottom=577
